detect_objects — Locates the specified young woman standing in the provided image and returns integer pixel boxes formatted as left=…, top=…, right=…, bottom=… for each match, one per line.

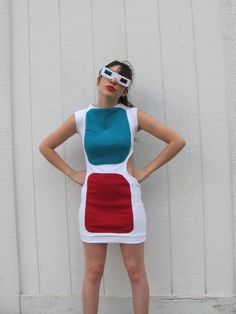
left=39, top=60, right=186, bottom=314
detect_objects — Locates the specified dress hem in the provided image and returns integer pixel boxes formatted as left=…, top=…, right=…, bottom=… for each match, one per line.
left=80, top=233, right=146, bottom=244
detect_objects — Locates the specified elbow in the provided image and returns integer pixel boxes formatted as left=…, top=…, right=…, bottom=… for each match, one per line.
left=38, top=142, right=45, bottom=155
left=38, top=141, right=49, bottom=155
left=39, top=140, right=55, bottom=156
left=173, top=137, right=186, bottom=149
left=179, top=139, right=186, bottom=152
left=180, top=138, right=186, bottom=147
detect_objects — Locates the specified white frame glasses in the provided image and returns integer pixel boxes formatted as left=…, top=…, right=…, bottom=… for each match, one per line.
left=100, top=67, right=131, bottom=87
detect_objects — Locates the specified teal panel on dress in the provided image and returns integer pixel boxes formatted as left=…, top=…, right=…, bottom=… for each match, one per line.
left=85, top=108, right=131, bottom=165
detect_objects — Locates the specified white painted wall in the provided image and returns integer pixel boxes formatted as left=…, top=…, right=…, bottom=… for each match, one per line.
left=1, top=0, right=235, bottom=313
left=0, top=0, right=20, bottom=313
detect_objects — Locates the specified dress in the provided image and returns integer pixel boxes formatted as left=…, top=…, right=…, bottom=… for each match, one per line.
left=74, top=103, right=146, bottom=244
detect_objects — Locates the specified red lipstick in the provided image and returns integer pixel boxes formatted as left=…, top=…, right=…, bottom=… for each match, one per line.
left=106, top=84, right=116, bottom=91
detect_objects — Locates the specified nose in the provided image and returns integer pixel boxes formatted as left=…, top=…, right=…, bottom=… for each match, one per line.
left=110, top=78, right=117, bottom=84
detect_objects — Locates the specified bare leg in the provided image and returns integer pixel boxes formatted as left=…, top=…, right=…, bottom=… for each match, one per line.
left=82, top=242, right=107, bottom=314
left=120, top=243, right=149, bottom=314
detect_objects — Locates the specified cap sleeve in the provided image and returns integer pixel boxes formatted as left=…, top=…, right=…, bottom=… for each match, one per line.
left=129, top=107, right=138, bottom=134
left=74, top=109, right=85, bottom=134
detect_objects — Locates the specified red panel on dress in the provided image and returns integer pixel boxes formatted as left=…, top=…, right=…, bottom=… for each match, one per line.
left=85, top=173, right=134, bottom=233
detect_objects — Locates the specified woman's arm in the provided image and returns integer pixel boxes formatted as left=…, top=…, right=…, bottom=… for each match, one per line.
left=39, top=114, right=84, bottom=183
left=134, top=109, right=186, bottom=182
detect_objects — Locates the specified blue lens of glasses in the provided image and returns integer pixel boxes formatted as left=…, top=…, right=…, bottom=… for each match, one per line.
left=104, top=69, right=112, bottom=76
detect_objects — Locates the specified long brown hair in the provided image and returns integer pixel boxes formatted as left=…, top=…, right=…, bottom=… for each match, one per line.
left=98, top=60, right=135, bottom=107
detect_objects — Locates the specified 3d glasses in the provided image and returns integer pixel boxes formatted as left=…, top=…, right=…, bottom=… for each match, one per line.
left=100, top=67, right=131, bottom=87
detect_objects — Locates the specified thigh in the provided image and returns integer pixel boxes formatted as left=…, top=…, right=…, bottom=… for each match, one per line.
left=120, top=242, right=145, bottom=267
left=83, top=242, right=107, bottom=267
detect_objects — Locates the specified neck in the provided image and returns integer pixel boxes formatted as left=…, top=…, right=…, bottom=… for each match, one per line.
left=95, top=94, right=119, bottom=108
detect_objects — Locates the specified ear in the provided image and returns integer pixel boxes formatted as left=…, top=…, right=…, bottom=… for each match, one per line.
left=96, top=76, right=101, bottom=85
left=122, top=88, right=128, bottom=97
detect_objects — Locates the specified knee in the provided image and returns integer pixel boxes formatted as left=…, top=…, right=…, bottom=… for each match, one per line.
left=85, top=264, right=104, bottom=284
left=125, top=262, right=145, bottom=283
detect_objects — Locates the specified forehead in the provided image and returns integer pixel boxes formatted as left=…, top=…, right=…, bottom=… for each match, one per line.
left=108, top=65, right=122, bottom=74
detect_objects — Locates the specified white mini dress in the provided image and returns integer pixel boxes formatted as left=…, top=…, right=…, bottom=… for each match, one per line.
left=74, top=103, right=146, bottom=244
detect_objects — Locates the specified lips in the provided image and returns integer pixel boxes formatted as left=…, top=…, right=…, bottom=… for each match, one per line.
left=106, top=85, right=116, bottom=91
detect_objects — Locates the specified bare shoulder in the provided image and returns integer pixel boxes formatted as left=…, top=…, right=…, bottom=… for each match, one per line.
left=137, top=108, right=185, bottom=144
left=50, top=114, right=77, bottom=138
left=39, top=114, right=77, bottom=149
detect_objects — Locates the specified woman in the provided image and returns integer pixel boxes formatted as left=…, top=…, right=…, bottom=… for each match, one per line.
left=39, top=60, right=186, bottom=314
